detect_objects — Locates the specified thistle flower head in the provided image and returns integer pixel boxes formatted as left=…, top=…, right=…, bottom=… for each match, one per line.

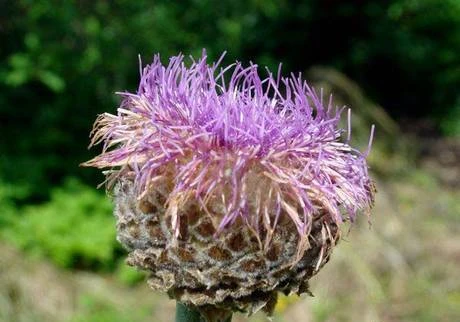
left=83, top=51, right=375, bottom=316
left=85, top=52, right=374, bottom=241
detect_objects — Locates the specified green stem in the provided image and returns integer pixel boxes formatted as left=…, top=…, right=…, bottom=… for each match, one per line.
left=175, top=302, right=204, bottom=322
left=175, top=302, right=232, bottom=322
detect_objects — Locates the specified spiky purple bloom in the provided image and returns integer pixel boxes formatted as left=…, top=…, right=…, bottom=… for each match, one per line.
left=84, top=52, right=375, bottom=251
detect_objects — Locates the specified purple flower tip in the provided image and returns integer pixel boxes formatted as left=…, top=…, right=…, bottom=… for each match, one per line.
left=83, top=51, right=375, bottom=243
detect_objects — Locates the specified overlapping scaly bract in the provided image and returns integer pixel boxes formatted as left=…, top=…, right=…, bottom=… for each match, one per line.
left=84, top=52, right=375, bottom=252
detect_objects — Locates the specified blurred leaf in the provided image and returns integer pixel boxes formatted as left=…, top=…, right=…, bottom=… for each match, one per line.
left=37, top=70, right=65, bottom=92
left=8, top=53, right=30, bottom=69
left=5, top=53, right=31, bottom=86
left=4, top=70, right=29, bottom=86
left=24, top=33, right=40, bottom=50
left=84, top=16, right=101, bottom=36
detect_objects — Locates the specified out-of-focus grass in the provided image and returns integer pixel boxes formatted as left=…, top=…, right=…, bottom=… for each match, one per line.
left=1, top=163, right=458, bottom=322
left=0, top=244, right=172, bottom=322
left=273, top=171, right=460, bottom=322
left=70, top=294, right=152, bottom=322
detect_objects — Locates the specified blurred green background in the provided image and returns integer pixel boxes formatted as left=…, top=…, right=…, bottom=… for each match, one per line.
left=1, top=1, right=459, bottom=321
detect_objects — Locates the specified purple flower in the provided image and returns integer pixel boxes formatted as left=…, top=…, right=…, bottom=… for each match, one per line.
left=83, top=51, right=375, bottom=249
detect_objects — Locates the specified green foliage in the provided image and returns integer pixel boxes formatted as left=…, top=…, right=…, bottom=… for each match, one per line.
left=1, top=179, right=119, bottom=270
left=0, top=0, right=278, bottom=203
left=1, top=0, right=459, bottom=204
left=241, top=0, right=460, bottom=124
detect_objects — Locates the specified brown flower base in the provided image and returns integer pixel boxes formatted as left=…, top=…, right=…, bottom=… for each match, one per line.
left=114, top=179, right=340, bottom=316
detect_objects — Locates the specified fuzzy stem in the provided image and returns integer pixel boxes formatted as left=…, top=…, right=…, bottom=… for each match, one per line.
left=175, top=302, right=232, bottom=322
